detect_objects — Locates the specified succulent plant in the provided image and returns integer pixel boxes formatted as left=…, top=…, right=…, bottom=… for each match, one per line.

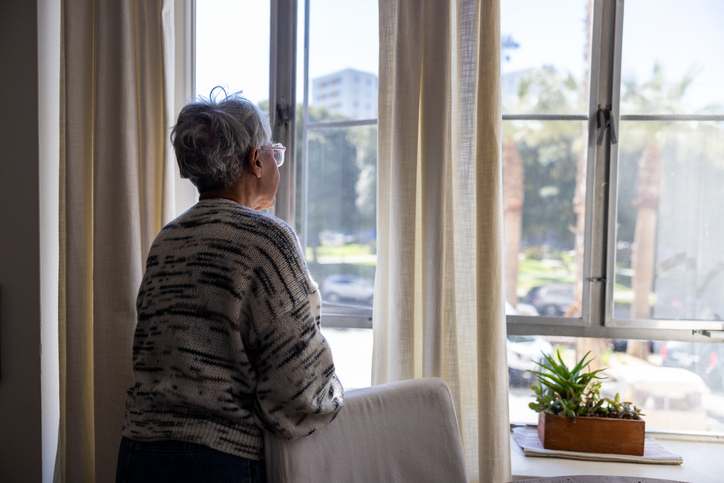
left=528, top=350, right=644, bottom=420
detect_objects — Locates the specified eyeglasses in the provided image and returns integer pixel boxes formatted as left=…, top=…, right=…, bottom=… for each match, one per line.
left=262, top=143, right=286, bottom=167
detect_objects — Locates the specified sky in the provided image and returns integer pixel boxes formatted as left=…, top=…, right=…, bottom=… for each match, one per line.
left=501, top=0, right=724, bottom=114
left=501, top=0, right=588, bottom=81
left=196, top=0, right=724, bottom=114
left=195, top=0, right=378, bottom=106
left=195, top=0, right=271, bottom=103
left=619, top=0, right=724, bottom=113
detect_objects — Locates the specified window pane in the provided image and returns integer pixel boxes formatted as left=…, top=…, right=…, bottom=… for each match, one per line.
left=320, top=327, right=372, bottom=390
left=297, top=0, right=378, bottom=389
left=298, top=126, right=377, bottom=306
left=509, top=337, right=724, bottom=433
left=503, top=120, right=587, bottom=317
left=307, top=0, right=378, bottom=120
left=195, top=0, right=270, bottom=108
left=621, top=0, right=724, bottom=115
left=501, top=0, right=592, bottom=115
left=614, top=121, right=724, bottom=321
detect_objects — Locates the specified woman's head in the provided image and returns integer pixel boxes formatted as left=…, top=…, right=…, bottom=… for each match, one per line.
left=171, top=90, right=272, bottom=192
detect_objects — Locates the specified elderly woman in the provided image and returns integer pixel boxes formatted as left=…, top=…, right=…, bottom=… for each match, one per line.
left=116, top=92, right=343, bottom=483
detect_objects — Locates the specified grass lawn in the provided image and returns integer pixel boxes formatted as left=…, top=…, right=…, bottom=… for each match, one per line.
left=303, top=246, right=645, bottom=307
left=306, top=243, right=373, bottom=262
left=516, top=258, right=576, bottom=297
left=515, top=258, right=639, bottom=305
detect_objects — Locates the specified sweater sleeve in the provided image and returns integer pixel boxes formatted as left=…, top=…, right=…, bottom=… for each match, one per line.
left=248, top=220, right=344, bottom=439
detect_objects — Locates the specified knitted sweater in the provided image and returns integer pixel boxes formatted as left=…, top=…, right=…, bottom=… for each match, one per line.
left=121, top=198, right=344, bottom=461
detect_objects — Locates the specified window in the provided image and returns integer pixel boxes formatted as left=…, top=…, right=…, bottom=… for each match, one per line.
left=191, top=0, right=724, bottom=432
left=193, top=0, right=378, bottom=390
left=503, top=0, right=724, bottom=435
left=296, top=0, right=378, bottom=389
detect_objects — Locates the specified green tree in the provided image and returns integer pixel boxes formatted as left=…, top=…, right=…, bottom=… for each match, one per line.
left=502, top=0, right=595, bottom=319
left=292, top=105, right=378, bottom=283
left=502, top=65, right=583, bottom=304
left=295, top=105, right=360, bottom=246
left=510, top=0, right=596, bottom=327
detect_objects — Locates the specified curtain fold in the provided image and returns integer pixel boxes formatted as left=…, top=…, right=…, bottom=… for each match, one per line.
left=374, top=1, right=510, bottom=481
left=58, top=1, right=175, bottom=481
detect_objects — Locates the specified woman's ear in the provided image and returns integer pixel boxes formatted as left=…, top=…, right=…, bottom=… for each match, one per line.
left=247, top=148, right=262, bottom=178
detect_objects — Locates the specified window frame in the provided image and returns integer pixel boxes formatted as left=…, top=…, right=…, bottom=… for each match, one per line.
left=504, top=0, right=724, bottom=345
left=603, top=0, right=724, bottom=335
left=284, top=0, right=377, bottom=326
left=268, top=0, right=298, bottom=226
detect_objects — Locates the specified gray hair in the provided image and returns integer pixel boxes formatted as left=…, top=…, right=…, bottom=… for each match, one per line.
left=171, top=90, right=272, bottom=192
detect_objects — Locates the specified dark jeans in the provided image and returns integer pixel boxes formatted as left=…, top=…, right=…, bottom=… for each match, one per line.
left=116, top=436, right=266, bottom=483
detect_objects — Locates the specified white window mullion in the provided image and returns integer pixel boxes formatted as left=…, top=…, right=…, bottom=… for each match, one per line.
left=173, top=0, right=198, bottom=215
left=577, top=0, right=608, bottom=331
left=601, top=0, right=625, bottom=328
left=270, top=0, right=298, bottom=226
left=300, top=0, right=311, bottom=255
left=587, top=0, right=622, bottom=329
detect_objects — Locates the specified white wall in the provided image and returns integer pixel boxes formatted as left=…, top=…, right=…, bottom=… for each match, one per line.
left=39, top=0, right=61, bottom=480
left=174, top=0, right=199, bottom=215
left=0, top=1, right=60, bottom=481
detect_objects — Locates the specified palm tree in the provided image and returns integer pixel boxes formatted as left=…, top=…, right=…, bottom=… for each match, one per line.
left=502, top=65, right=581, bottom=308
left=567, top=0, right=593, bottom=320
left=503, top=139, right=524, bottom=306
left=501, top=35, right=523, bottom=306
left=620, top=64, right=696, bottom=358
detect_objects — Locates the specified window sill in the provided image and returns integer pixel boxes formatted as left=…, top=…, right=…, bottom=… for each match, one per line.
left=511, top=432, right=724, bottom=482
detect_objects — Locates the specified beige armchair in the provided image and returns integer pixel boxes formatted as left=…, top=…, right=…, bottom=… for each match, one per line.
left=264, top=377, right=469, bottom=482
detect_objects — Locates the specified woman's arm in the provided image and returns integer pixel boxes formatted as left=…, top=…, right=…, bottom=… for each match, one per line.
left=248, top=219, right=344, bottom=439
left=251, top=304, right=344, bottom=439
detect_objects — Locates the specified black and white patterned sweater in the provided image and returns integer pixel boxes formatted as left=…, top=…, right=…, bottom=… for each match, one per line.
left=121, top=198, right=344, bottom=460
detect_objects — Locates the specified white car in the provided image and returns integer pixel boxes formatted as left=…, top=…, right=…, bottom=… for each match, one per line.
left=507, top=335, right=554, bottom=387
left=505, top=301, right=552, bottom=386
left=321, top=275, right=374, bottom=305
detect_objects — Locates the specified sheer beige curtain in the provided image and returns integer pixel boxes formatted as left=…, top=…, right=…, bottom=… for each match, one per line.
left=374, top=0, right=510, bottom=481
left=58, top=1, right=175, bottom=481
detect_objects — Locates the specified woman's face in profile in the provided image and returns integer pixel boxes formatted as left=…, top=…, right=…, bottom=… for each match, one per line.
left=255, top=144, right=281, bottom=210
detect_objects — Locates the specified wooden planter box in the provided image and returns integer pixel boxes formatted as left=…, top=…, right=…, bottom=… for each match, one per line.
left=538, top=411, right=645, bottom=456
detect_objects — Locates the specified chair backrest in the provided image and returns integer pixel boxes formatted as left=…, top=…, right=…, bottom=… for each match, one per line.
left=264, top=377, right=469, bottom=483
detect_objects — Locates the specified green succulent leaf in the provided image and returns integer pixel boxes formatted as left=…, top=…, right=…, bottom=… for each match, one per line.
left=569, top=350, right=593, bottom=376
left=528, top=350, right=642, bottom=421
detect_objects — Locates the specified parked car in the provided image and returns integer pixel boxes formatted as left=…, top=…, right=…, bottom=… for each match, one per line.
left=605, top=355, right=711, bottom=431
left=318, top=230, right=354, bottom=246
left=505, top=301, right=552, bottom=387
left=657, top=341, right=724, bottom=391
left=320, top=274, right=374, bottom=306
left=611, top=339, right=654, bottom=353
left=507, top=335, right=554, bottom=387
left=522, top=283, right=575, bottom=317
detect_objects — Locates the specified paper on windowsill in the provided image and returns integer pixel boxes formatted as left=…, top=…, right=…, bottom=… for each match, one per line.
left=512, top=426, right=683, bottom=465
